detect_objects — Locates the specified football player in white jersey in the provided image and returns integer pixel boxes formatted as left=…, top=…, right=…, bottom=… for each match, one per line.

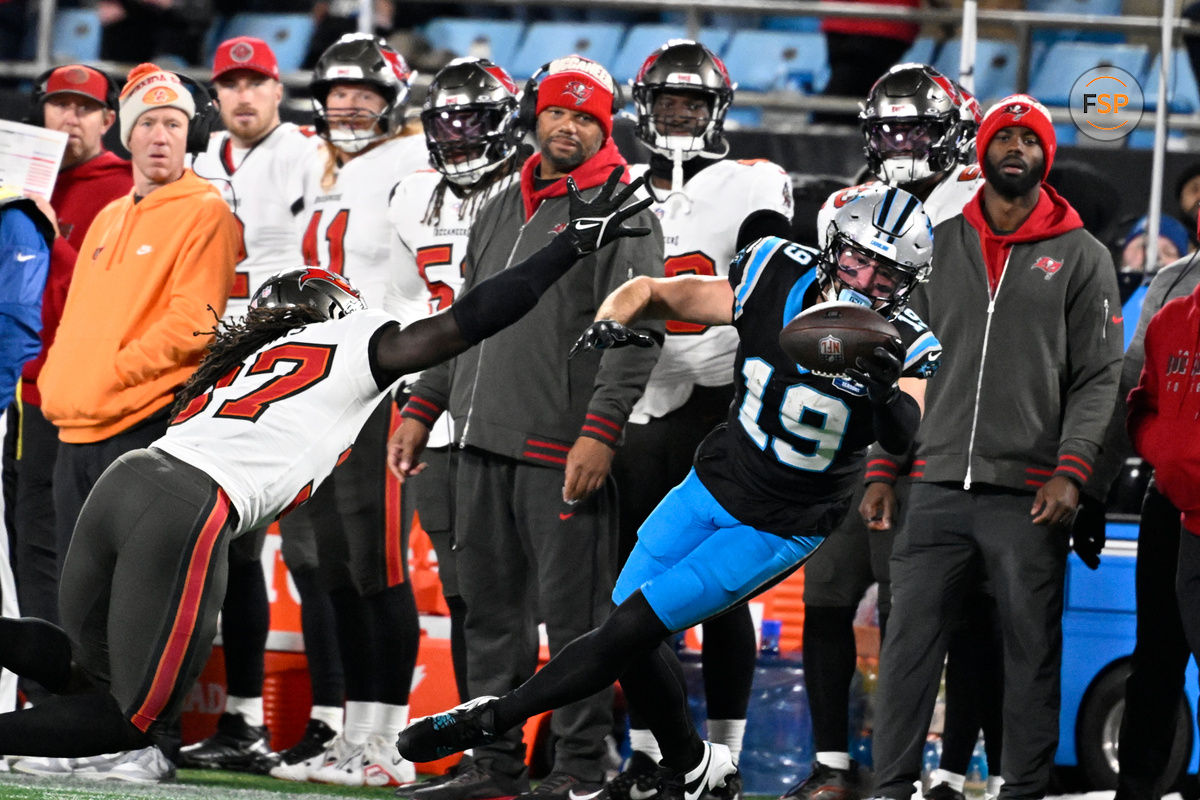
left=385, top=57, right=523, bottom=796
left=181, top=35, right=330, bottom=774
left=605, top=39, right=794, bottom=799
left=273, top=32, right=431, bottom=788
left=0, top=174, right=650, bottom=768
left=788, top=63, right=994, bottom=800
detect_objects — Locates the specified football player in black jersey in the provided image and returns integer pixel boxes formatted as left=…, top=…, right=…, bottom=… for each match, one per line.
left=395, top=183, right=942, bottom=800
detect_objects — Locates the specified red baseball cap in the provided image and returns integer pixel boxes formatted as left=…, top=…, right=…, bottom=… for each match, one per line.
left=42, top=65, right=113, bottom=109
left=212, top=36, right=280, bottom=81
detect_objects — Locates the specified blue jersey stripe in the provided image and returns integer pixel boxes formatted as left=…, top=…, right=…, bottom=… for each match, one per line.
left=733, top=237, right=785, bottom=319
left=904, top=330, right=941, bottom=370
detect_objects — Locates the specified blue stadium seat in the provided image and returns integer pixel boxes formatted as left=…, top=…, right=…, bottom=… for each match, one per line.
left=1053, top=122, right=1079, bottom=146
left=1027, top=0, right=1124, bottom=44
left=721, top=30, right=828, bottom=92
left=1142, top=50, right=1200, bottom=113
left=761, top=15, right=821, bottom=33
left=724, top=105, right=764, bottom=129
left=1028, top=41, right=1149, bottom=106
left=901, top=37, right=938, bottom=68
left=216, top=14, right=315, bottom=72
left=422, top=17, right=525, bottom=68
left=1127, top=127, right=1185, bottom=149
left=52, top=8, right=102, bottom=63
left=932, top=39, right=1019, bottom=104
left=609, top=26, right=732, bottom=83
left=509, top=22, right=627, bottom=80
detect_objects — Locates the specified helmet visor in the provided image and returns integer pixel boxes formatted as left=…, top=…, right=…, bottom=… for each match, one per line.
left=833, top=239, right=909, bottom=308
left=865, top=119, right=943, bottom=160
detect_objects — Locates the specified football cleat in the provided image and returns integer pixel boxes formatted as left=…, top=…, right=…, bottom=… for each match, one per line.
left=363, top=733, right=417, bottom=787
left=176, top=711, right=274, bottom=771
left=924, top=783, right=966, bottom=800
left=267, top=718, right=338, bottom=781
left=407, top=760, right=529, bottom=800
left=780, top=762, right=860, bottom=800
left=600, top=751, right=660, bottom=800
left=306, top=734, right=365, bottom=785
left=658, top=743, right=736, bottom=800
left=396, top=696, right=500, bottom=763
left=517, top=771, right=603, bottom=800
left=85, top=746, right=176, bottom=784
left=703, top=767, right=742, bottom=800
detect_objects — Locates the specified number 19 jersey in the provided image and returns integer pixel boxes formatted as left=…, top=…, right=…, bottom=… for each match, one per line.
left=154, top=309, right=396, bottom=533
left=693, top=236, right=941, bottom=537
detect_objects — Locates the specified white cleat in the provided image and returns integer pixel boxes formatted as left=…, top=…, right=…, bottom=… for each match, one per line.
left=306, top=734, right=365, bottom=785
left=363, top=733, right=416, bottom=787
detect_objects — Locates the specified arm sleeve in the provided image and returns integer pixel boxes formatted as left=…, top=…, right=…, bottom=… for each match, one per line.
left=0, top=212, right=50, bottom=407
left=1054, top=243, right=1124, bottom=488
left=113, top=201, right=238, bottom=387
left=581, top=209, right=665, bottom=446
left=872, top=390, right=921, bottom=455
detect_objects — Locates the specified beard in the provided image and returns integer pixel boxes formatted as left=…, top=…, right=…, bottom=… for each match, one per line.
left=982, top=155, right=1043, bottom=199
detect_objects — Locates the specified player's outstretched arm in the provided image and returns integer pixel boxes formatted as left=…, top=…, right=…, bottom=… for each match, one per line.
left=374, top=168, right=652, bottom=381
left=846, top=346, right=922, bottom=455
left=570, top=275, right=734, bottom=357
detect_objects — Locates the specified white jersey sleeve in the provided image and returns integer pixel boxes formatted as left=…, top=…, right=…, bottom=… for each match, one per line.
left=298, top=134, right=430, bottom=315
left=920, top=163, right=984, bottom=224
left=192, top=123, right=324, bottom=318
left=629, top=158, right=794, bottom=422
left=155, top=309, right=397, bottom=531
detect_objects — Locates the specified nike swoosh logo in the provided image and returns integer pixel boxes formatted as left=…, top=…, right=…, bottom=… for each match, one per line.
left=559, top=512, right=575, bottom=521
left=573, top=221, right=601, bottom=230
left=630, top=787, right=657, bottom=800
left=1112, top=315, right=1123, bottom=324
left=15, top=253, right=36, bottom=261
left=569, top=790, right=604, bottom=800
left=683, top=746, right=712, bottom=800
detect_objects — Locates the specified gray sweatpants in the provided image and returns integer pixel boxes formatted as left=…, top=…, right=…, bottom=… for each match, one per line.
left=455, top=446, right=618, bottom=782
left=871, top=482, right=1069, bottom=800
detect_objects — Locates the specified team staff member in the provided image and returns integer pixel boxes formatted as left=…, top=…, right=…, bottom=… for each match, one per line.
left=610, top=39, right=793, bottom=795
left=9, top=64, right=131, bottom=634
left=392, top=55, right=664, bottom=800
left=0, top=171, right=650, bottom=764
left=866, top=95, right=1123, bottom=800
left=181, top=35, right=328, bottom=772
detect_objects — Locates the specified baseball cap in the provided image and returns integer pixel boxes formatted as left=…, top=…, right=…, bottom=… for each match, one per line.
left=42, top=65, right=114, bottom=110
left=212, top=36, right=280, bottom=82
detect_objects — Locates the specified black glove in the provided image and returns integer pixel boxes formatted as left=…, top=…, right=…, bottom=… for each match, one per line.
left=562, top=167, right=654, bottom=256
left=1071, top=495, right=1106, bottom=570
left=569, top=319, right=658, bottom=359
left=845, top=346, right=903, bottom=405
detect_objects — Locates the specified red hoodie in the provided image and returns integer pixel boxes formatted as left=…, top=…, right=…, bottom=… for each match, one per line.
left=519, top=136, right=629, bottom=222
left=21, top=150, right=131, bottom=406
left=962, top=184, right=1084, bottom=294
left=1128, top=282, right=1200, bottom=535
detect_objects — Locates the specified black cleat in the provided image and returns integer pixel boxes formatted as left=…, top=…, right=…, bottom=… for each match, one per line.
left=396, top=697, right=500, bottom=763
left=703, top=767, right=742, bottom=800
left=923, top=784, right=965, bottom=800
left=657, top=743, right=737, bottom=800
left=780, top=762, right=860, bottom=800
left=600, top=751, right=660, bottom=800
left=395, top=756, right=475, bottom=798
left=407, top=761, right=529, bottom=800
left=266, top=718, right=338, bottom=780
left=516, top=771, right=603, bottom=800
left=177, top=712, right=274, bottom=771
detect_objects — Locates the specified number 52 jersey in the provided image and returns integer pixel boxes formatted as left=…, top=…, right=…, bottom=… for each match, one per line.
left=693, top=236, right=942, bottom=538
left=154, top=309, right=397, bottom=533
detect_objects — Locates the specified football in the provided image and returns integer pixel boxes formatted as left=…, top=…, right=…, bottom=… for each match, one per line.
left=780, top=301, right=903, bottom=378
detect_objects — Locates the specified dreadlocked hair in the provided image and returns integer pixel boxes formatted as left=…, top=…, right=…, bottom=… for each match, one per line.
left=172, top=305, right=326, bottom=419
left=422, top=154, right=521, bottom=227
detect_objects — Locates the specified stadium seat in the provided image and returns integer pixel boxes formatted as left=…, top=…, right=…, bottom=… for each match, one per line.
left=1127, top=127, right=1186, bottom=149
left=1053, top=122, right=1079, bottom=146
left=216, top=13, right=315, bottom=72
left=1027, top=0, right=1124, bottom=44
left=1142, top=49, right=1200, bottom=114
left=509, top=22, right=627, bottom=80
left=1028, top=41, right=1149, bottom=106
left=762, top=15, right=821, bottom=33
left=725, top=105, right=765, bottom=129
left=932, top=39, right=1019, bottom=104
left=901, top=37, right=938, bottom=68
left=609, top=26, right=732, bottom=83
left=721, top=30, right=828, bottom=92
left=52, top=8, right=102, bottom=63
left=422, top=17, right=525, bottom=68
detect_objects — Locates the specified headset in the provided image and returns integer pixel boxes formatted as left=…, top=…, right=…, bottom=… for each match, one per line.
left=27, top=66, right=120, bottom=127
left=175, top=73, right=220, bottom=156
left=517, top=60, right=624, bottom=136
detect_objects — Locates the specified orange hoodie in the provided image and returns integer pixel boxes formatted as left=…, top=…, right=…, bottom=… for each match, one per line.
left=38, top=169, right=238, bottom=443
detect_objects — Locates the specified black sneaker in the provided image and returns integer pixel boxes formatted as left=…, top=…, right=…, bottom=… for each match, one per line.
left=396, top=756, right=475, bottom=798
left=780, top=762, right=860, bottom=800
left=517, top=771, right=604, bottom=800
left=266, top=718, right=338, bottom=780
left=397, top=697, right=501, bottom=763
left=177, top=712, right=273, bottom=771
left=703, top=767, right=742, bottom=800
left=923, top=784, right=966, bottom=800
left=601, top=751, right=660, bottom=800
left=657, top=743, right=737, bottom=800
left=408, top=761, right=529, bottom=800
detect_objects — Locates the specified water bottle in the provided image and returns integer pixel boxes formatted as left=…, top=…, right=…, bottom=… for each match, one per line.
left=964, top=735, right=987, bottom=799
left=741, top=645, right=812, bottom=795
left=920, top=735, right=942, bottom=792
left=760, top=619, right=782, bottom=657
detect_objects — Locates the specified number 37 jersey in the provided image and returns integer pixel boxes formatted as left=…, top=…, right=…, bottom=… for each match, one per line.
left=693, top=236, right=941, bottom=538
left=154, top=309, right=396, bottom=533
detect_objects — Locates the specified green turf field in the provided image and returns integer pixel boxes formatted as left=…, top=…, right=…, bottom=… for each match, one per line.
left=0, top=769, right=400, bottom=799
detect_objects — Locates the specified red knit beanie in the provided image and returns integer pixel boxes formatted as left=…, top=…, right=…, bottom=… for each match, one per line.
left=535, top=55, right=616, bottom=139
left=976, top=93, right=1056, bottom=179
